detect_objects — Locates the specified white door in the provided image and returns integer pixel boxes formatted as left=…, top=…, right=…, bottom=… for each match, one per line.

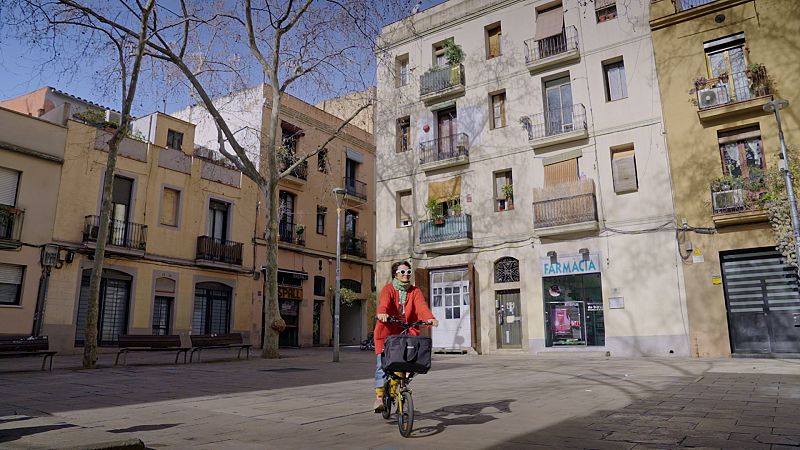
left=430, top=273, right=471, bottom=350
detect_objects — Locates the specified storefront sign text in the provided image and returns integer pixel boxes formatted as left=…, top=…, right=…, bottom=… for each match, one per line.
left=542, top=253, right=601, bottom=276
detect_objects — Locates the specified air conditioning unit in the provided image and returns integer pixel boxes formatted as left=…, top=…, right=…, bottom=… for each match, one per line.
left=400, top=219, right=412, bottom=228
left=104, top=109, right=122, bottom=124
left=712, top=189, right=744, bottom=213
left=698, top=89, right=720, bottom=109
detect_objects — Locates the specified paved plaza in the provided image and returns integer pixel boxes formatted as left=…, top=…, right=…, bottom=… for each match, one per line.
left=1, top=348, right=799, bottom=449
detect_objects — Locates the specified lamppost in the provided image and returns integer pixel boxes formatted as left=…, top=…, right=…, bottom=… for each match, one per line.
left=332, top=187, right=346, bottom=362
left=763, top=99, right=800, bottom=270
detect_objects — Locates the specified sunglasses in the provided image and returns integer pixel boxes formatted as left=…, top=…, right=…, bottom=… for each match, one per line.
left=395, top=269, right=412, bottom=276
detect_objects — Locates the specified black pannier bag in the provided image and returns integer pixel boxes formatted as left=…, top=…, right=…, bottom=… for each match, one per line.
left=381, top=334, right=432, bottom=373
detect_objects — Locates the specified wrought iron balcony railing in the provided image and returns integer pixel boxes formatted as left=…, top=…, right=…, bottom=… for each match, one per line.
left=341, top=235, right=367, bottom=258
left=677, top=0, right=717, bottom=11
left=279, top=156, right=308, bottom=180
left=278, top=221, right=305, bottom=245
left=83, top=215, right=147, bottom=250
left=532, top=179, right=598, bottom=229
left=710, top=178, right=765, bottom=215
left=419, top=133, right=469, bottom=165
left=522, top=104, right=587, bottom=141
left=344, top=177, right=367, bottom=201
left=0, top=206, right=23, bottom=245
left=524, top=26, right=579, bottom=63
left=695, top=68, right=772, bottom=110
left=420, top=64, right=465, bottom=97
left=419, top=214, right=472, bottom=244
left=196, top=236, right=243, bottom=265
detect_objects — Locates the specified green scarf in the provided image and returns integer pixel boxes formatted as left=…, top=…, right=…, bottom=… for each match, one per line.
left=392, top=278, right=410, bottom=314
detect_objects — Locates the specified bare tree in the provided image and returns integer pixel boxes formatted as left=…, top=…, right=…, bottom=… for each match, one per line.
left=42, top=0, right=410, bottom=358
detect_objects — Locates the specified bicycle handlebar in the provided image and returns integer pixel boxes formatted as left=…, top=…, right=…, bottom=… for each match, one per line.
left=379, top=316, right=430, bottom=329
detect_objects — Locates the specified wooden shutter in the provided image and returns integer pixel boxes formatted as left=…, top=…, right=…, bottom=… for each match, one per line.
left=161, top=188, right=179, bottom=226
left=0, top=167, right=20, bottom=206
left=544, top=158, right=578, bottom=187
left=612, top=149, right=638, bottom=193
left=488, top=26, right=501, bottom=58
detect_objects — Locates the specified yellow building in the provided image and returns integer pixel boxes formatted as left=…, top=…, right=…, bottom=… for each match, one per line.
left=650, top=0, right=800, bottom=356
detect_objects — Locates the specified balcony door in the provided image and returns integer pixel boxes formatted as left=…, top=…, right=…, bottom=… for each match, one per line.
left=544, top=77, right=573, bottom=136
left=75, top=268, right=131, bottom=347
left=437, top=107, right=458, bottom=158
left=110, top=176, right=133, bottom=246
left=344, top=209, right=357, bottom=239
left=279, top=191, right=295, bottom=242
left=208, top=199, right=229, bottom=242
left=345, top=157, right=358, bottom=194
left=706, top=34, right=749, bottom=103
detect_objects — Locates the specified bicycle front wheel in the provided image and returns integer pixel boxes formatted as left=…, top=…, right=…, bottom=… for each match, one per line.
left=397, top=390, right=414, bottom=437
left=381, top=382, right=392, bottom=420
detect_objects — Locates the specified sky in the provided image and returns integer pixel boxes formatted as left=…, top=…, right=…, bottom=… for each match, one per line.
left=0, top=0, right=447, bottom=115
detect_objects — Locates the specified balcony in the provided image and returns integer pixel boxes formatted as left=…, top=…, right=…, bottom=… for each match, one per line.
left=419, top=64, right=465, bottom=105
left=419, top=213, right=473, bottom=253
left=341, top=235, right=367, bottom=259
left=524, top=26, right=580, bottom=72
left=533, top=179, right=599, bottom=236
left=695, top=67, right=774, bottom=121
left=419, top=133, right=470, bottom=172
left=0, top=206, right=23, bottom=249
left=278, top=222, right=305, bottom=246
left=344, top=176, right=367, bottom=204
left=83, top=215, right=147, bottom=254
left=196, top=236, right=243, bottom=266
left=279, top=157, right=308, bottom=187
left=677, top=0, right=717, bottom=11
left=710, top=178, right=768, bottom=227
left=522, top=104, right=588, bottom=150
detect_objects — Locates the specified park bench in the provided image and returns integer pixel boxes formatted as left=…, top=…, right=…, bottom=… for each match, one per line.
left=0, top=335, right=57, bottom=371
left=189, top=333, right=251, bottom=362
left=115, top=335, right=190, bottom=366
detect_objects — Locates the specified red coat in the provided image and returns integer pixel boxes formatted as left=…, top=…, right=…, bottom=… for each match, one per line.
left=373, top=282, right=435, bottom=354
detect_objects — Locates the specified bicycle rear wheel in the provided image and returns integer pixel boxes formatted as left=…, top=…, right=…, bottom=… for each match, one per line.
left=397, top=390, right=414, bottom=437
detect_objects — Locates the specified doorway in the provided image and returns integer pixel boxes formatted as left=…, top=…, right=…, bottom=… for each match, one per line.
left=430, top=269, right=471, bottom=350
left=496, top=290, right=522, bottom=348
left=544, top=77, right=573, bottom=136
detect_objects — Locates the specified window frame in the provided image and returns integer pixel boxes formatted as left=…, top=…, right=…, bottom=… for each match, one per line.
left=0, top=263, right=24, bottom=306
left=316, top=205, right=327, bottom=235
left=159, top=186, right=181, bottom=228
left=490, top=91, right=507, bottom=129
left=718, top=128, right=764, bottom=179
left=485, top=23, right=502, bottom=59
left=396, top=54, right=410, bottom=87
left=166, top=129, right=184, bottom=150
left=611, top=145, right=639, bottom=194
left=396, top=116, right=411, bottom=153
left=603, top=58, right=628, bottom=102
left=397, top=190, right=413, bottom=228
left=494, top=170, right=513, bottom=212
left=595, top=0, right=618, bottom=23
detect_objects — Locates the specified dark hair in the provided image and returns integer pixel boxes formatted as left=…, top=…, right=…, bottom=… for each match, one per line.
left=391, top=260, right=412, bottom=278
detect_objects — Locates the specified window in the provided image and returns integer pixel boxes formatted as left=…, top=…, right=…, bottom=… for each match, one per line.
left=166, top=129, right=183, bottom=150
left=611, top=146, right=638, bottom=193
left=153, top=277, right=175, bottom=336
left=397, top=190, right=412, bottom=228
left=207, top=199, right=229, bottom=240
left=279, top=191, right=295, bottom=243
left=0, top=167, right=20, bottom=240
left=433, top=41, right=448, bottom=67
left=160, top=187, right=180, bottom=227
left=316, top=206, right=326, bottom=234
left=718, top=127, right=763, bottom=179
left=317, top=148, right=328, bottom=173
left=0, top=263, right=23, bottom=305
left=603, top=59, right=627, bottom=101
left=491, top=92, right=506, bottom=129
left=75, top=269, right=131, bottom=346
left=396, top=54, right=410, bottom=87
left=341, top=279, right=362, bottom=294
left=314, top=276, right=326, bottom=297
left=397, top=116, right=411, bottom=153
left=595, top=0, right=617, bottom=22
left=704, top=33, right=750, bottom=103
left=495, top=257, right=520, bottom=283
left=192, top=282, right=232, bottom=335
left=486, top=23, right=502, bottom=59
left=494, top=170, right=513, bottom=212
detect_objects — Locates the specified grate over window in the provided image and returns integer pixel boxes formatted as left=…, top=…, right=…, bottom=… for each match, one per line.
left=494, top=257, right=520, bottom=283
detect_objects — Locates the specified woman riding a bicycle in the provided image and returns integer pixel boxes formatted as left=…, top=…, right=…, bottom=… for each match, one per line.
left=373, top=260, right=438, bottom=412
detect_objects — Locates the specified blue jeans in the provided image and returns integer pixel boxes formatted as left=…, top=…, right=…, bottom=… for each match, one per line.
left=374, top=353, right=385, bottom=389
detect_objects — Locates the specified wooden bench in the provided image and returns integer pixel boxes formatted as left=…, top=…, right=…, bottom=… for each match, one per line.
left=115, top=335, right=190, bottom=366
left=189, top=333, right=251, bottom=362
left=0, top=335, right=57, bottom=371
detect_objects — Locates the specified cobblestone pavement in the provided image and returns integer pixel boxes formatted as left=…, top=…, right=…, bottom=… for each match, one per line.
left=1, top=348, right=799, bottom=449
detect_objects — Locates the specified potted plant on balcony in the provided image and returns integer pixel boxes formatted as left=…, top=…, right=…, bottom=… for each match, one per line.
left=502, top=183, right=514, bottom=209
left=295, top=224, right=305, bottom=245
left=425, top=198, right=445, bottom=225
left=442, top=39, right=464, bottom=85
left=450, top=201, right=463, bottom=217
left=746, top=63, right=773, bottom=97
left=0, top=205, right=18, bottom=237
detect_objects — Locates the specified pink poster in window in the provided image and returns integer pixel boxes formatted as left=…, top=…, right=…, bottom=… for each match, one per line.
left=554, top=308, right=570, bottom=333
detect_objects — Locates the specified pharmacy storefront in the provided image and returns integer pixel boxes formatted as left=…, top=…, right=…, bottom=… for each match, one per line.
left=541, top=252, right=605, bottom=347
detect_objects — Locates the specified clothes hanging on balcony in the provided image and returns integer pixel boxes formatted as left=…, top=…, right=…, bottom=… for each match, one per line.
left=428, top=176, right=462, bottom=202
left=533, top=5, right=564, bottom=40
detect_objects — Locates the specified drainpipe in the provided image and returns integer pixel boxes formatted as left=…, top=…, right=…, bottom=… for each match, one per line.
left=31, top=265, right=51, bottom=336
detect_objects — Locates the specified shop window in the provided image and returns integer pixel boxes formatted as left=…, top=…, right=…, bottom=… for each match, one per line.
left=494, top=257, right=520, bottom=283
left=0, top=263, right=24, bottom=305
left=160, top=187, right=180, bottom=227
left=396, top=53, right=409, bottom=87
left=603, top=58, right=627, bottom=101
left=543, top=273, right=604, bottom=347
left=192, top=282, right=232, bottom=335
left=314, top=276, right=326, bottom=297
left=397, top=116, right=410, bottom=153
left=718, top=126, right=763, bottom=179
left=490, top=92, right=506, bottom=129
left=397, top=190, right=412, bottom=228
left=595, top=0, right=617, bottom=22
left=75, top=269, right=131, bottom=346
left=486, top=23, right=502, bottom=59
left=166, top=129, right=183, bottom=150
left=494, top=170, right=513, bottom=212
left=611, top=146, right=638, bottom=194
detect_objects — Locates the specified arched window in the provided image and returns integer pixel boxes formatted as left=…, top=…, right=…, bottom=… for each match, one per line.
left=494, top=257, right=520, bottom=283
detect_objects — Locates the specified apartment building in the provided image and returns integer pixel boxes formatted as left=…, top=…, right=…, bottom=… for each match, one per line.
left=176, top=85, right=376, bottom=348
left=1, top=88, right=260, bottom=354
left=374, top=0, right=689, bottom=356
left=650, top=0, right=800, bottom=356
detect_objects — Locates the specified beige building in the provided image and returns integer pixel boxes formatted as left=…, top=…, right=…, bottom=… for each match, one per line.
left=176, top=85, right=376, bottom=348
left=1, top=89, right=259, bottom=354
left=315, top=87, right=376, bottom=134
left=374, top=0, right=689, bottom=356
left=650, top=0, right=800, bottom=356
left=0, top=106, right=67, bottom=336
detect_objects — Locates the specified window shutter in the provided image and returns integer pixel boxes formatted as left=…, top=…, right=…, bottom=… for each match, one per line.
left=544, top=158, right=579, bottom=187
left=399, top=191, right=413, bottom=222
left=612, top=150, right=638, bottom=193
left=161, top=188, right=179, bottom=226
left=0, top=167, right=20, bottom=206
left=0, top=263, right=23, bottom=284
left=488, top=28, right=501, bottom=57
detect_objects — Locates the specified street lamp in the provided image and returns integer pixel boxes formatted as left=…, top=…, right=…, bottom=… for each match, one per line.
left=763, top=99, right=800, bottom=270
left=332, top=187, right=346, bottom=362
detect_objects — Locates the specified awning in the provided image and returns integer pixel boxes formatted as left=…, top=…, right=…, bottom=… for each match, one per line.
left=533, top=6, right=564, bottom=40
left=428, top=176, right=461, bottom=202
left=346, top=148, right=364, bottom=163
